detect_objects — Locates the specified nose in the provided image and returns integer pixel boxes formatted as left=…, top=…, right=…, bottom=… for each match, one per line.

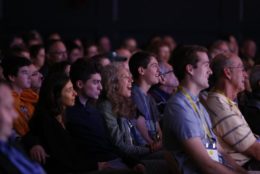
left=98, top=83, right=103, bottom=90
left=243, top=71, right=248, bottom=79
left=208, top=67, right=213, bottom=75
left=73, top=90, right=77, bottom=96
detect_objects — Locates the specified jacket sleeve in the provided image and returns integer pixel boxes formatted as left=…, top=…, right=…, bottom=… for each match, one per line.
left=98, top=101, right=150, bottom=157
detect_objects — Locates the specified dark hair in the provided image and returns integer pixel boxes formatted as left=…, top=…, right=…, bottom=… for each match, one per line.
left=91, top=54, right=110, bottom=71
left=48, top=61, right=70, bottom=75
left=129, top=51, right=155, bottom=81
left=70, top=59, right=100, bottom=90
left=9, top=45, right=29, bottom=56
left=35, top=73, right=70, bottom=117
left=46, top=40, right=64, bottom=53
left=29, top=44, right=44, bottom=59
left=169, top=45, right=208, bottom=81
left=250, top=65, right=260, bottom=92
left=1, top=56, right=31, bottom=81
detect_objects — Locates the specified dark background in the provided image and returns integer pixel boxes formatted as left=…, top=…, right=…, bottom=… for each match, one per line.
left=0, top=0, right=259, bottom=48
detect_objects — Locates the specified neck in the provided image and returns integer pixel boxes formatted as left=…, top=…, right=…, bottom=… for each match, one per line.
left=137, top=80, right=151, bottom=94
left=159, top=85, right=174, bottom=94
left=180, top=79, right=202, bottom=97
left=78, top=94, right=88, bottom=106
left=214, top=80, right=237, bottom=100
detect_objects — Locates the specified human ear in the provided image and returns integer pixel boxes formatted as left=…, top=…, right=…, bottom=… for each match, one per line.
left=138, top=67, right=145, bottom=76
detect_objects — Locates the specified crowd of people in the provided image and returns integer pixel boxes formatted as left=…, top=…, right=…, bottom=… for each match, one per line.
left=0, top=30, right=260, bottom=174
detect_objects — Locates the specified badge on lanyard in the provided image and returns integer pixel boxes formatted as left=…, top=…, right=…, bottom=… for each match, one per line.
left=206, top=138, right=219, bottom=162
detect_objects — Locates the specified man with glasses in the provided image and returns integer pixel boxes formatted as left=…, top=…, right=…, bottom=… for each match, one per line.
left=149, top=62, right=179, bottom=123
left=207, top=52, right=260, bottom=170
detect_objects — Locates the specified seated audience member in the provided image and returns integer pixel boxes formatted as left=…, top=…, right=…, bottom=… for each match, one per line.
left=29, top=44, right=45, bottom=71
left=24, top=73, right=98, bottom=174
left=240, top=39, right=257, bottom=69
left=23, top=30, right=43, bottom=47
left=123, top=37, right=138, bottom=54
left=10, top=45, right=31, bottom=59
left=163, top=45, right=246, bottom=174
left=207, top=53, right=260, bottom=170
left=91, top=54, right=111, bottom=70
left=162, top=35, right=177, bottom=53
left=48, top=61, right=71, bottom=76
left=155, top=43, right=171, bottom=63
left=66, top=59, right=145, bottom=172
left=67, top=42, right=83, bottom=63
left=149, top=62, right=179, bottom=123
left=98, top=64, right=169, bottom=174
left=129, top=52, right=163, bottom=150
left=85, top=43, right=99, bottom=59
left=2, top=56, right=34, bottom=137
left=241, top=65, right=260, bottom=135
left=209, top=40, right=230, bottom=60
left=41, top=40, right=68, bottom=77
left=98, top=36, right=111, bottom=54
left=98, top=64, right=149, bottom=156
left=28, top=64, right=43, bottom=93
left=0, top=80, right=45, bottom=174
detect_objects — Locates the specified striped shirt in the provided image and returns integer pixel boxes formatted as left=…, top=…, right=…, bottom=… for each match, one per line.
left=206, top=92, right=256, bottom=165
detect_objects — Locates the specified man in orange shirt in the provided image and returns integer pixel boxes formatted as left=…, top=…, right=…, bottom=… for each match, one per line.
left=2, top=56, right=35, bottom=138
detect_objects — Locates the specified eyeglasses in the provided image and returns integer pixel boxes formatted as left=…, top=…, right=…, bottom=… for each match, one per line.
left=159, top=70, right=174, bottom=76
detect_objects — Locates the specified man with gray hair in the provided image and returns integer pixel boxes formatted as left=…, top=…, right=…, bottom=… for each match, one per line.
left=206, top=52, right=260, bottom=170
left=149, top=62, right=179, bottom=121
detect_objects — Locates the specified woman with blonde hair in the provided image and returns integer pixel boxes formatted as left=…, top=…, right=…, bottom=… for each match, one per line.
left=98, top=63, right=169, bottom=174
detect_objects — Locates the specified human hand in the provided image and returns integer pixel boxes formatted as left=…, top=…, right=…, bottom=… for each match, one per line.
left=30, top=145, right=49, bottom=164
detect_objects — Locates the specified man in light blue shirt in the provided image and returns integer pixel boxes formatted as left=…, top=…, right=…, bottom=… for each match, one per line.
left=163, top=45, right=246, bottom=174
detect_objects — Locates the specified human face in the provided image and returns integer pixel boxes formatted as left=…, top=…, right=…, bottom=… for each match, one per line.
left=11, top=66, right=31, bottom=90
left=80, top=73, right=102, bottom=100
left=0, top=85, right=18, bottom=141
left=143, top=57, right=160, bottom=85
left=118, top=69, right=133, bottom=97
left=61, top=81, right=77, bottom=107
left=228, top=56, right=248, bottom=92
left=158, top=46, right=170, bottom=63
left=35, top=48, right=45, bottom=68
left=69, top=48, right=83, bottom=63
left=48, top=41, right=68, bottom=63
left=160, top=64, right=179, bottom=88
left=87, top=45, right=98, bottom=58
left=29, top=64, right=43, bottom=90
left=100, top=58, right=111, bottom=67
left=191, top=52, right=212, bottom=90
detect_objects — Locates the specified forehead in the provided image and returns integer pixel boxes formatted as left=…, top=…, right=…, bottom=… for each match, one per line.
left=119, top=68, right=130, bottom=75
left=64, top=80, right=73, bottom=88
left=89, top=73, right=101, bottom=80
left=148, top=56, right=158, bottom=65
left=230, top=55, right=243, bottom=65
left=29, top=65, right=37, bottom=72
left=19, top=65, right=30, bottom=71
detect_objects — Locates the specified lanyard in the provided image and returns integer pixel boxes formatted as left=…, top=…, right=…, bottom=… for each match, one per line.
left=178, top=86, right=213, bottom=141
